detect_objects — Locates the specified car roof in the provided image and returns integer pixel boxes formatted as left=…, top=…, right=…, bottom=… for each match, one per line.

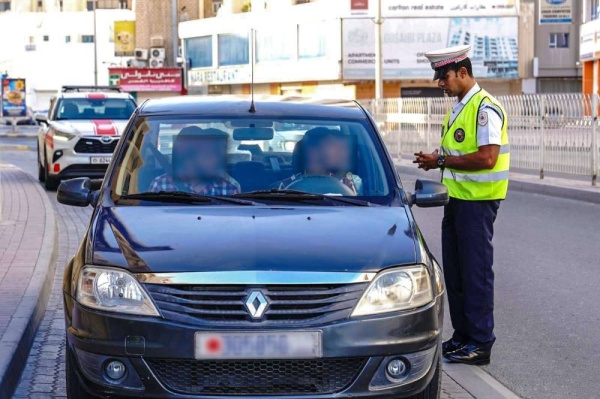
left=138, top=96, right=368, bottom=119
left=57, top=92, right=135, bottom=100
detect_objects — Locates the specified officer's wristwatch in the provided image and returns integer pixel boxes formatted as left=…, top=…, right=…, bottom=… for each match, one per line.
left=437, top=154, right=446, bottom=168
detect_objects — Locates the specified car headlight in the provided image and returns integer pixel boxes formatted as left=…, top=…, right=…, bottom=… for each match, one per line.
left=53, top=130, right=76, bottom=141
left=352, top=266, right=433, bottom=317
left=76, top=266, right=160, bottom=316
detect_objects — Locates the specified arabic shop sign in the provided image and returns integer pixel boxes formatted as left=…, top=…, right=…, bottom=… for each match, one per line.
left=108, top=68, right=183, bottom=92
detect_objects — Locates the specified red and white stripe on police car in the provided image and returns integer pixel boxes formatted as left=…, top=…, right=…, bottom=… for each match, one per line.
left=86, top=93, right=107, bottom=99
left=91, top=120, right=117, bottom=136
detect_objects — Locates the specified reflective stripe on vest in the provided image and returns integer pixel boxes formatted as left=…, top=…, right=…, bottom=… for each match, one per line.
left=440, top=88, right=510, bottom=200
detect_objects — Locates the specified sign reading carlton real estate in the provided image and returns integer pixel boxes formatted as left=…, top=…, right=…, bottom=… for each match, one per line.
left=108, top=68, right=182, bottom=92
left=114, top=21, right=136, bottom=57
left=350, top=0, right=518, bottom=17
left=343, top=17, right=518, bottom=80
left=539, top=0, right=572, bottom=24
left=1, top=78, right=27, bottom=117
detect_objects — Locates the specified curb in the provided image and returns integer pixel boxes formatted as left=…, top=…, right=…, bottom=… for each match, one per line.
left=0, top=145, right=31, bottom=151
left=443, top=363, right=521, bottom=399
left=396, top=164, right=600, bottom=204
left=0, top=166, right=58, bottom=399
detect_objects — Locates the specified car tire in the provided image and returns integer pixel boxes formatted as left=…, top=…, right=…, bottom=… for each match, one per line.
left=43, top=153, right=60, bottom=191
left=66, top=347, right=96, bottom=399
left=37, top=143, right=45, bottom=182
left=406, top=352, right=442, bottom=399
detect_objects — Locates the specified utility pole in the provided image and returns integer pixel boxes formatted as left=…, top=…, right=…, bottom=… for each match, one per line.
left=374, top=0, right=383, bottom=101
left=93, top=0, right=98, bottom=85
left=172, top=0, right=178, bottom=67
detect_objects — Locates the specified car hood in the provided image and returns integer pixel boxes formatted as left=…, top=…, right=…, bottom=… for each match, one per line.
left=50, top=119, right=128, bottom=136
left=91, top=205, right=418, bottom=273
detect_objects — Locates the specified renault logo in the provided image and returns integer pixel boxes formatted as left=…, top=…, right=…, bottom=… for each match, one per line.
left=245, top=291, right=268, bottom=319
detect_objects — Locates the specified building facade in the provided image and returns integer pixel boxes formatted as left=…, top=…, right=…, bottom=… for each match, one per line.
left=581, top=0, right=600, bottom=95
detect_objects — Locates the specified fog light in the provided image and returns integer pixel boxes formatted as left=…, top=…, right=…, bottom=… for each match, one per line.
left=386, top=358, right=408, bottom=379
left=104, top=360, right=126, bottom=380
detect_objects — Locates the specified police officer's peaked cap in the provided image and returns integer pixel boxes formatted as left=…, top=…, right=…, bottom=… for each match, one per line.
left=424, top=45, right=471, bottom=81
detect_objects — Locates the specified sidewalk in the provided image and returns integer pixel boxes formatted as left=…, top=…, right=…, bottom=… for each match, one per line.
left=0, top=164, right=57, bottom=398
left=396, top=158, right=600, bottom=204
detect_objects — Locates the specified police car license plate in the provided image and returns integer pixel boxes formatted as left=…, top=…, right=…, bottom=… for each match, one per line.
left=195, top=331, right=322, bottom=359
left=90, top=156, right=112, bottom=164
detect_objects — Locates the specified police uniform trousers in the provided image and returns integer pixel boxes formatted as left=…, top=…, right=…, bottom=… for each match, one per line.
left=441, top=197, right=500, bottom=350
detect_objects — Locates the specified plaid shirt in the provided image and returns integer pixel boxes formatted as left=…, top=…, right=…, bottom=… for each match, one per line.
left=148, top=174, right=241, bottom=196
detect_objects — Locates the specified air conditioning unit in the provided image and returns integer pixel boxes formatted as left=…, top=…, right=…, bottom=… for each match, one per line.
left=149, top=58, right=164, bottom=68
left=150, top=47, right=166, bottom=59
left=135, top=48, right=148, bottom=60
left=150, top=36, right=164, bottom=48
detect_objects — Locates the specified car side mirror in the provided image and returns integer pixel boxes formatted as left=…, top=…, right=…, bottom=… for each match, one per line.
left=410, top=179, right=449, bottom=208
left=57, top=177, right=97, bottom=207
left=35, top=114, right=48, bottom=125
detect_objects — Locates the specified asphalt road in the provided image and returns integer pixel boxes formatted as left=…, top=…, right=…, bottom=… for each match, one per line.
left=2, top=136, right=600, bottom=399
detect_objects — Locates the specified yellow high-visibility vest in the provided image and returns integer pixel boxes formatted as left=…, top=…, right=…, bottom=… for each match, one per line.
left=440, top=88, right=510, bottom=200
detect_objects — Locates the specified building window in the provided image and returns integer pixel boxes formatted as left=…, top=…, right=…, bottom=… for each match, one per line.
left=185, top=36, right=213, bottom=68
left=81, top=35, right=95, bottom=43
left=218, top=33, right=249, bottom=66
left=212, top=0, right=223, bottom=15
left=43, top=35, right=49, bottom=42
left=0, top=1, right=10, bottom=12
left=593, top=0, right=600, bottom=21
left=65, top=35, right=71, bottom=43
left=549, top=33, right=569, bottom=48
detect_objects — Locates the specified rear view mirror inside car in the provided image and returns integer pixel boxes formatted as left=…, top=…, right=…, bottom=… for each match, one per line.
left=233, top=127, right=275, bottom=141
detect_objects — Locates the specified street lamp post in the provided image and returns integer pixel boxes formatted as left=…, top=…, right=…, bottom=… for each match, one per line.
left=93, top=0, right=98, bottom=85
left=374, top=0, right=383, bottom=101
left=172, top=0, right=178, bottom=67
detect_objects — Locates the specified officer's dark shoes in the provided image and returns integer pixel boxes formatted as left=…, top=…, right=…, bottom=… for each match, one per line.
left=442, top=338, right=466, bottom=355
left=444, top=344, right=491, bottom=366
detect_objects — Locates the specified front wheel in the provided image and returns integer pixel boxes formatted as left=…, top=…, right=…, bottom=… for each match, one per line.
left=43, top=154, right=60, bottom=191
left=37, top=142, right=45, bottom=182
left=407, top=353, right=441, bottom=399
left=66, top=346, right=96, bottom=399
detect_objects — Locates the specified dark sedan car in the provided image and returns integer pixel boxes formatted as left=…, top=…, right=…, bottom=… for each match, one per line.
left=57, top=97, right=448, bottom=399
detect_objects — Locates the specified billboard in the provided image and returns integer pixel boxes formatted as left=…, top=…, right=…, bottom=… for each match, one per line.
left=2, top=78, right=27, bottom=117
left=114, top=21, right=136, bottom=57
left=539, top=0, right=572, bottom=24
left=343, top=17, right=519, bottom=80
left=108, top=68, right=182, bottom=92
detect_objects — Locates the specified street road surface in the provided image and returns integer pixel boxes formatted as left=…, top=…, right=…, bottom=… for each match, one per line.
left=3, top=137, right=600, bottom=399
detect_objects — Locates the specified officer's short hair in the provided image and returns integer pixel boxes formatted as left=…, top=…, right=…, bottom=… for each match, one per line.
left=448, top=58, right=473, bottom=78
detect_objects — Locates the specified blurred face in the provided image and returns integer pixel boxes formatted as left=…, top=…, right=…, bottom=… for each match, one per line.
left=437, top=67, right=466, bottom=97
left=304, top=143, right=324, bottom=174
left=319, top=135, right=351, bottom=174
left=175, top=137, right=226, bottom=180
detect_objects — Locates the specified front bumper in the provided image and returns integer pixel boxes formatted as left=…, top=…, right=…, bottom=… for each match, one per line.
left=47, top=137, right=115, bottom=180
left=64, top=294, right=443, bottom=398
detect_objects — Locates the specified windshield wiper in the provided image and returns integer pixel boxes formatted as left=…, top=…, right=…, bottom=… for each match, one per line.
left=119, top=191, right=258, bottom=206
left=233, top=189, right=373, bottom=207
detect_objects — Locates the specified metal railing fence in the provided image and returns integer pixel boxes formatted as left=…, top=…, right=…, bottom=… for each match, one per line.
left=361, top=94, right=600, bottom=185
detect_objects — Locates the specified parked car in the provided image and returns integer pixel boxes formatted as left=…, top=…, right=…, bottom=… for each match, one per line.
left=57, top=97, right=447, bottom=399
left=35, top=86, right=137, bottom=190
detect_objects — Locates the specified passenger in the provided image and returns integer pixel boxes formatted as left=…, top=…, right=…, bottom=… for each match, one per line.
left=148, top=126, right=240, bottom=195
left=279, top=127, right=363, bottom=195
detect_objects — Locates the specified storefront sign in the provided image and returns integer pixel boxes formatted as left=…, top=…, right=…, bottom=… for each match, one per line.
left=539, top=0, right=572, bottom=24
left=343, top=17, right=518, bottom=80
left=351, top=0, right=518, bottom=17
left=580, top=19, right=600, bottom=61
left=188, top=67, right=252, bottom=85
left=108, top=68, right=182, bottom=91
left=114, top=21, right=136, bottom=57
left=1, top=78, right=27, bottom=117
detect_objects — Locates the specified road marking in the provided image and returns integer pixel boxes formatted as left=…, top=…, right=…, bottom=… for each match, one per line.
left=0, top=145, right=30, bottom=151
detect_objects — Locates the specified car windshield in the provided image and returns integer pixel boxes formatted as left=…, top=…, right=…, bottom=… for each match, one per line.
left=111, top=115, right=394, bottom=205
left=56, top=98, right=136, bottom=120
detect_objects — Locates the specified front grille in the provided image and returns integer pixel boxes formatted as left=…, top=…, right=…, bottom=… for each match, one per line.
left=147, top=358, right=367, bottom=395
left=73, top=138, right=118, bottom=153
left=145, top=283, right=367, bottom=326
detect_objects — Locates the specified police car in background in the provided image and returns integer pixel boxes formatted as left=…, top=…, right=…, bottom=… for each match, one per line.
left=35, top=86, right=137, bottom=190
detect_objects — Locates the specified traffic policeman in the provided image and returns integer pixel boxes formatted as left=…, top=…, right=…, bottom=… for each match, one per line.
left=414, top=45, right=509, bottom=366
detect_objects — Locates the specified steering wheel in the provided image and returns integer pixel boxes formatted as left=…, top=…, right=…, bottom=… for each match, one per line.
left=285, top=175, right=356, bottom=196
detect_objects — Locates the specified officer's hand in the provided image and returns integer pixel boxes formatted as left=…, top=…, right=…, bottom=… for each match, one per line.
left=413, top=150, right=439, bottom=171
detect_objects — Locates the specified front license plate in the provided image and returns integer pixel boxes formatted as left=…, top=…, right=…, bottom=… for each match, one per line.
left=90, top=156, right=112, bottom=164
left=195, top=331, right=322, bottom=359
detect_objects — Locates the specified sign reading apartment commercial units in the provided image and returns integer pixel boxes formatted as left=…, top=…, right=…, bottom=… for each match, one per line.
left=353, top=0, right=518, bottom=17
left=342, top=17, right=519, bottom=80
left=108, top=68, right=182, bottom=91
left=114, top=21, right=136, bottom=57
left=539, top=0, right=572, bottom=24
left=1, top=78, right=27, bottom=117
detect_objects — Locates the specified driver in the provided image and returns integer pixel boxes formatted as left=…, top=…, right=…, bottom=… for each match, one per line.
left=148, top=126, right=241, bottom=195
left=279, top=127, right=362, bottom=194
